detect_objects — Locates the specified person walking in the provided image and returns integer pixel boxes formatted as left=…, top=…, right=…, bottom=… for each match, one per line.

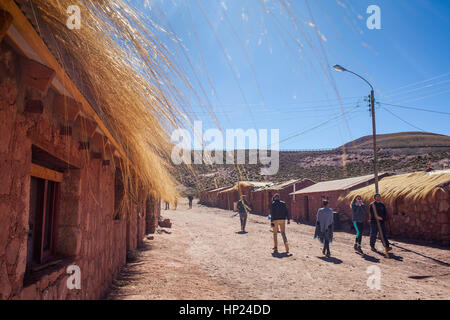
left=188, top=195, right=194, bottom=209
left=369, top=193, right=392, bottom=252
left=164, top=201, right=169, bottom=210
left=351, top=195, right=365, bottom=253
left=270, top=193, right=290, bottom=253
left=237, top=195, right=251, bottom=232
left=314, top=199, right=334, bottom=257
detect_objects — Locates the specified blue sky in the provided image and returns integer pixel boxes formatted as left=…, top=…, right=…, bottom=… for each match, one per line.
left=131, top=0, right=450, bottom=150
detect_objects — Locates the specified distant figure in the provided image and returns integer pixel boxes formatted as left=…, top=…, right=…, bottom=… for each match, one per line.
left=425, top=162, right=434, bottom=172
left=188, top=195, right=194, bottom=209
left=237, top=195, right=251, bottom=232
left=314, top=199, right=334, bottom=257
left=369, top=193, right=392, bottom=252
left=164, top=201, right=169, bottom=210
left=174, top=198, right=178, bottom=210
left=351, top=195, right=365, bottom=254
left=270, top=193, right=290, bottom=253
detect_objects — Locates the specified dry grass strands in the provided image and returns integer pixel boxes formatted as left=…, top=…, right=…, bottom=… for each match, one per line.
left=27, top=0, right=195, bottom=202
left=341, top=170, right=450, bottom=206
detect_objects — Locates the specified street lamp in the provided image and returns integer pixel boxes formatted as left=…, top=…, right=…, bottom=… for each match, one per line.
left=333, top=64, right=379, bottom=193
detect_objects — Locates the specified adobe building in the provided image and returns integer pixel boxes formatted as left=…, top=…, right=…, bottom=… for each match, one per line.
left=217, top=181, right=270, bottom=211
left=0, top=2, right=167, bottom=299
left=338, top=171, right=450, bottom=246
left=290, top=173, right=390, bottom=224
left=251, top=179, right=315, bottom=216
left=199, top=186, right=232, bottom=207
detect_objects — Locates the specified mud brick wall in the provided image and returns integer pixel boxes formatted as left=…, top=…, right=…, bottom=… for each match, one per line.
left=291, top=190, right=345, bottom=224
left=248, top=180, right=316, bottom=217
left=145, top=196, right=161, bottom=234
left=0, top=41, right=157, bottom=299
left=336, top=188, right=450, bottom=246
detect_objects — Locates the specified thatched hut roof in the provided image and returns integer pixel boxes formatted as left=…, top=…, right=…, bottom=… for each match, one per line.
left=5, top=0, right=191, bottom=202
left=341, top=170, right=450, bottom=205
left=218, top=181, right=270, bottom=194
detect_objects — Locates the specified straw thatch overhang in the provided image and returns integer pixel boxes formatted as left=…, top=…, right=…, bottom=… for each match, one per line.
left=1, top=0, right=126, bottom=162
left=1, top=0, right=180, bottom=201
left=341, top=170, right=450, bottom=205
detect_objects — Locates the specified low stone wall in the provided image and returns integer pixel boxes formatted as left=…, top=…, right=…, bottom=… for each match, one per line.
left=0, top=40, right=159, bottom=299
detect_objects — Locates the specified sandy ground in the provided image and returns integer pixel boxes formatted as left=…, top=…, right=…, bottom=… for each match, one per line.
left=107, top=199, right=450, bottom=300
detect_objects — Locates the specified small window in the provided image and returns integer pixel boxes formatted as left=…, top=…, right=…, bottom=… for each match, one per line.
left=27, top=165, right=61, bottom=271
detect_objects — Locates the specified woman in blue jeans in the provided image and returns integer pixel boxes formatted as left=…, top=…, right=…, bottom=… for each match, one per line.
left=351, top=195, right=365, bottom=253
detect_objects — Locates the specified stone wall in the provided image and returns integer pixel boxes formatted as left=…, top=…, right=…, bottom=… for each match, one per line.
left=336, top=187, right=450, bottom=246
left=0, top=40, right=159, bottom=299
left=291, top=190, right=345, bottom=224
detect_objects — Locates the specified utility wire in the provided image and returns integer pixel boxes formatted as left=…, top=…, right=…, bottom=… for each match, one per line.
left=382, top=107, right=425, bottom=132
left=378, top=102, right=450, bottom=115
left=275, top=105, right=360, bottom=147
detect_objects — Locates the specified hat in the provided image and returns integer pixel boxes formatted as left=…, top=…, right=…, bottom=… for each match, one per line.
left=273, top=193, right=280, bottom=199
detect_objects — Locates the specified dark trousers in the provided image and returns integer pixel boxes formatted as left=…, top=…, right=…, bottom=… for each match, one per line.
left=370, top=221, right=390, bottom=247
left=240, top=213, right=247, bottom=230
left=354, top=222, right=364, bottom=245
left=323, top=239, right=330, bottom=252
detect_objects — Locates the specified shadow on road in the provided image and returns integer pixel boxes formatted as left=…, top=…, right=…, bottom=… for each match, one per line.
left=236, top=231, right=248, bottom=234
left=392, top=243, right=449, bottom=266
left=317, top=256, right=343, bottom=264
left=356, top=252, right=380, bottom=263
left=271, top=251, right=293, bottom=259
left=371, top=248, right=404, bottom=261
left=408, top=272, right=450, bottom=280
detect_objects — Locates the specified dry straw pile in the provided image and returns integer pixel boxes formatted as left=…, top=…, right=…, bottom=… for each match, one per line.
left=29, top=0, right=193, bottom=202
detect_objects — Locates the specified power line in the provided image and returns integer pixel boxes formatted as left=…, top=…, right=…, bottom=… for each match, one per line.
left=382, top=107, right=425, bottom=132
left=378, top=102, right=450, bottom=115
left=276, top=105, right=360, bottom=147
left=382, top=72, right=450, bottom=95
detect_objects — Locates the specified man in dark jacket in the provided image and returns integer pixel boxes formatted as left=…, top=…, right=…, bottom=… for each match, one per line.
left=369, top=193, right=392, bottom=252
left=270, top=194, right=291, bottom=253
left=237, top=195, right=251, bottom=232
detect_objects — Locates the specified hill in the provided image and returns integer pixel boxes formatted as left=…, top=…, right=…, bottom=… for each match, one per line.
left=342, top=132, right=450, bottom=149
left=173, top=132, right=450, bottom=193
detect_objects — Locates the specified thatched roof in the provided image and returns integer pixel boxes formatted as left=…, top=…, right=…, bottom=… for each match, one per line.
left=341, top=170, right=450, bottom=204
left=12, top=0, right=191, bottom=202
left=218, top=181, right=270, bottom=194
left=290, top=173, right=388, bottom=195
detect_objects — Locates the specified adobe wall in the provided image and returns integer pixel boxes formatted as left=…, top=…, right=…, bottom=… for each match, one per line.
left=291, top=190, right=345, bottom=224
left=0, top=41, right=157, bottom=299
left=336, top=188, right=450, bottom=246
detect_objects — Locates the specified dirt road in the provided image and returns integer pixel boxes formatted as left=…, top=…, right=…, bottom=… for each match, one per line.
left=107, top=200, right=450, bottom=300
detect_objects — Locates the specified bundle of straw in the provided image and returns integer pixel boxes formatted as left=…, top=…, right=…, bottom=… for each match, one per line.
left=27, top=0, right=192, bottom=202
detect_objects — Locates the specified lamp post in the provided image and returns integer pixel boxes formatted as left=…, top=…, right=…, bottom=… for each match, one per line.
left=333, top=65, right=379, bottom=193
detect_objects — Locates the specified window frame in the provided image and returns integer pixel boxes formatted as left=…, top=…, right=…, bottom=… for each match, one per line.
left=29, top=164, right=62, bottom=266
